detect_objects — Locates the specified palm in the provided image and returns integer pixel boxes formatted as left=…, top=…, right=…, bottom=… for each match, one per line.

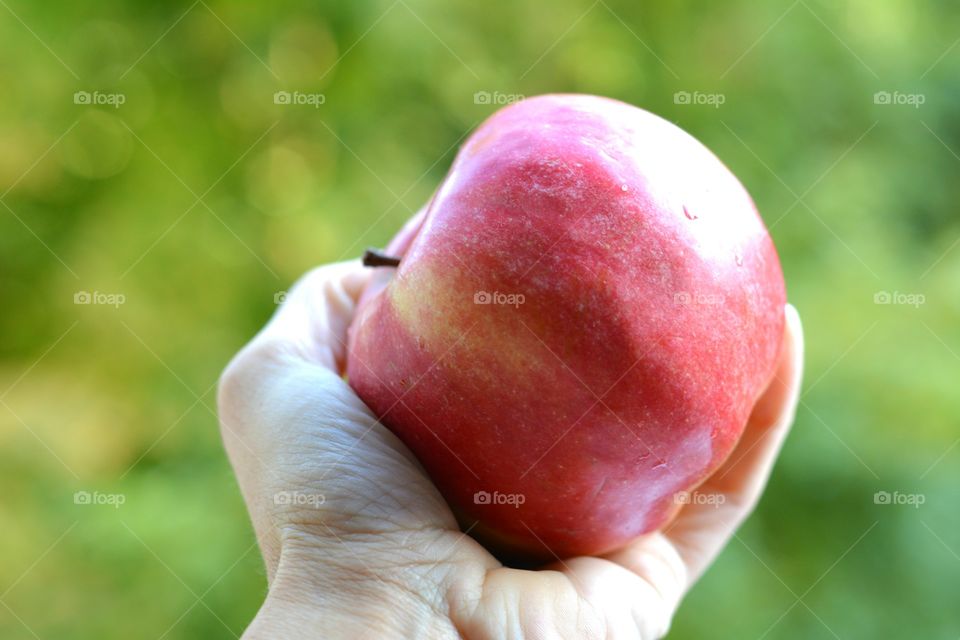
left=219, top=259, right=803, bottom=639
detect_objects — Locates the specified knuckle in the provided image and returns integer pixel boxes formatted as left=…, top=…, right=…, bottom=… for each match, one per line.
left=217, top=338, right=290, bottom=438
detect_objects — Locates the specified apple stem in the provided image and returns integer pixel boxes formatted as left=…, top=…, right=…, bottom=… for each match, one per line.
left=362, top=248, right=402, bottom=268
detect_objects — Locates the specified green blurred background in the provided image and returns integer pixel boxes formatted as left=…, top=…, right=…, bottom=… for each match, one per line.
left=1, top=1, right=958, bottom=637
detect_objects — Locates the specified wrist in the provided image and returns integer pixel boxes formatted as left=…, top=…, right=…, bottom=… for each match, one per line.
left=243, top=537, right=454, bottom=639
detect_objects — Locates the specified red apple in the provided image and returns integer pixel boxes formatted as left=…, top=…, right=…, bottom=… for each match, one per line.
left=347, top=94, right=785, bottom=560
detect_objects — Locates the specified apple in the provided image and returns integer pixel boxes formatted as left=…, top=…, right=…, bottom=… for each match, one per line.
left=347, top=94, right=785, bottom=560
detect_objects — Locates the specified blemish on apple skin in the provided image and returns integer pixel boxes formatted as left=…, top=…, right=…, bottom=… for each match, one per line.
left=683, top=205, right=698, bottom=220
left=590, top=476, right=610, bottom=502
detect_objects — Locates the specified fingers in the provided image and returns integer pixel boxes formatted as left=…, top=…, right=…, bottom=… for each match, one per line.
left=254, top=259, right=374, bottom=372
left=216, top=210, right=435, bottom=581
left=585, top=537, right=686, bottom=638
left=447, top=566, right=610, bottom=640
left=702, top=304, right=805, bottom=496
left=658, top=303, right=804, bottom=584
left=216, top=260, right=374, bottom=575
left=218, top=259, right=374, bottom=457
left=252, top=207, right=428, bottom=373
left=447, top=554, right=680, bottom=639
left=385, top=205, right=429, bottom=256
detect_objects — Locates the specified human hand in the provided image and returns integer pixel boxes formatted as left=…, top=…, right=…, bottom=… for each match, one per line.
left=218, top=250, right=803, bottom=639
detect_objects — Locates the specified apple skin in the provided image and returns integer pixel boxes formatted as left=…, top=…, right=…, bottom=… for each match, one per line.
left=347, top=94, right=785, bottom=560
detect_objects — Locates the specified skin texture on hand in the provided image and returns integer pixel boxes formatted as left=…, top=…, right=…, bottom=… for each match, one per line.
left=217, top=256, right=804, bottom=639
